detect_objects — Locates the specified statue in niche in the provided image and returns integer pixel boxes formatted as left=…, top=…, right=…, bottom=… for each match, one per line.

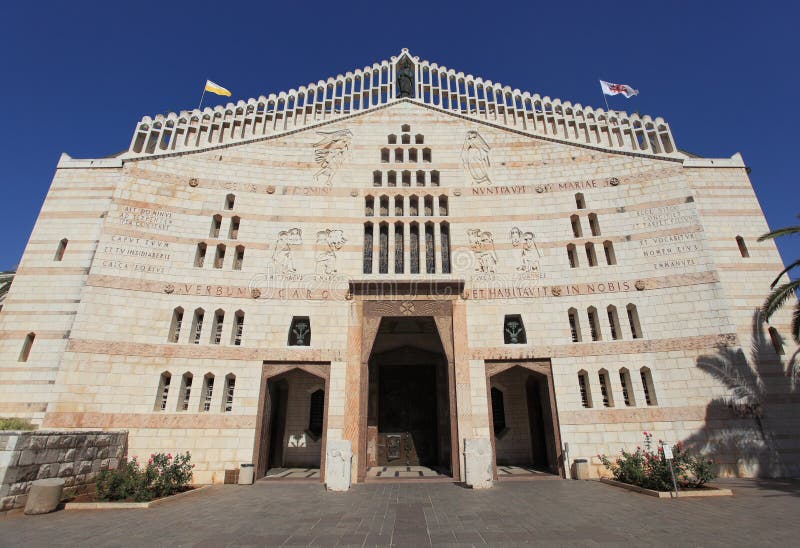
left=510, top=226, right=542, bottom=278
left=396, top=58, right=414, bottom=98
left=313, top=129, right=353, bottom=186
left=315, top=229, right=346, bottom=278
left=461, top=130, right=492, bottom=185
left=467, top=229, right=498, bottom=275
left=273, top=228, right=302, bottom=275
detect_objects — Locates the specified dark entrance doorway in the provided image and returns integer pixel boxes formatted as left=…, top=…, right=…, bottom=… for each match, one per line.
left=365, top=316, right=455, bottom=476
left=487, top=362, right=563, bottom=478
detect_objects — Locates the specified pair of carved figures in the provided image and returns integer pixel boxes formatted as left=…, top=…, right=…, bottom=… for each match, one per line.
left=272, top=228, right=346, bottom=277
left=467, top=227, right=541, bottom=276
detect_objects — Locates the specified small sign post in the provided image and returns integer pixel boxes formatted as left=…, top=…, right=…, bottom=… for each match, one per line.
left=662, top=443, right=679, bottom=498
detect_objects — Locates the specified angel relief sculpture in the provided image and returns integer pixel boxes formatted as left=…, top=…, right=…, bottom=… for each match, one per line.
left=461, top=130, right=492, bottom=185
left=510, top=227, right=542, bottom=279
left=313, top=129, right=353, bottom=186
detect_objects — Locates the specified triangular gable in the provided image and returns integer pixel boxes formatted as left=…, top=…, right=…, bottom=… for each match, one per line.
left=125, top=49, right=678, bottom=160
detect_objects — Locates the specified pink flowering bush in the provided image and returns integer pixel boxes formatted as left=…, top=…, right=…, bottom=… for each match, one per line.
left=598, top=432, right=716, bottom=491
left=95, top=451, right=193, bottom=502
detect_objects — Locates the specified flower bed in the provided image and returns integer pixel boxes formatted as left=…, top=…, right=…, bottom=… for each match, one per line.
left=93, top=451, right=194, bottom=502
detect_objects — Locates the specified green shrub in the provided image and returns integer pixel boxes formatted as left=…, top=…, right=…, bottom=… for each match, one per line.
left=599, top=432, right=717, bottom=491
left=95, top=451, right=194, bottom=502
left=0, top=417, right=36, bottom=430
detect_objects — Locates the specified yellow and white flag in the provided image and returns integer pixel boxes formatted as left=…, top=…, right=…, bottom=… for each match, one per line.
left=204, top=79, right=231, bottom=97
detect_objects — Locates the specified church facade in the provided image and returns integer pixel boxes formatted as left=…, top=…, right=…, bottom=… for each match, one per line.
left=1, top=49, right=797, bottom=486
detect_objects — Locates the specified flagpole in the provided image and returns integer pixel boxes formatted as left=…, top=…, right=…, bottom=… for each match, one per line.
left=197, top=82, right=207, bottom=111
left=600, top=79, right=612, bottom=113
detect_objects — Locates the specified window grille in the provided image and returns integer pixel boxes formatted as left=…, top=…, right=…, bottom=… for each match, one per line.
left=180, top=374, right=193, bottom=411
left=568, top=309, right=581, bottom=342
left=192, top=309, right=204, bottom=344
left=627, top=304, right=642, bottom=339
left=212, top=311, right=224, bottom=344
left=425, top=223, right=435, bottom=273
left=169, top=308, right=183, bottom=343
left=599, top=371, right=613, bottom=407
left=232, top=313, right=244, bottom=346
left=288, top=316, right=311, bottom=346
left=619, top=369, right=634, bottom=406
left=378, top=224, right=389, bottom=274
left=410, top=224, right=420, bottom=273
left=441, top=223, right=451, bottom=273
left=156, top=373, right=171, bottom=411
left=607, top=306, right=621, bottom=340
left=394, top=223, right=404, bottom=273
left=578, top=372, right=591, bottom=408
left=201, top=375, right=215, bottom=412
left=363, top=223, right=373, bottom=274
left=640, top=367, right=656, bottom=405
left=223, top=376, right=235, bottom=412
left=588, top=307, right=601, bottom=341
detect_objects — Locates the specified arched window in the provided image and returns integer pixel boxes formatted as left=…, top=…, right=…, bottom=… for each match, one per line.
left=570, top=215, right=583, bottom=237
left=768, top=327, right=784, bottom=355
left=214, top=244, right=226, bottom=268
left=379, top=223, right=389, bottom=273
left=430, top=170, right=439, bottom=186
left=401, top=124, right=411, bottom=132
left=168, top=307, right=184, bottom=343
left=365, top=196, right=374, bottom=216
left=363, top=223, right=373, bottom=274
left=425, top=222, right=435, bottom=273
left=439, top=196, right=448, bottom=216
left=607, top=305, right=621, bottom=340
left=210, top=310, right=225, bottom=344
left=422, top=148, right=432, bottom=163
left=380, top=148, right=389, bottom=162
left=373, top=170, right=382, bottom=186
left=288, top=316, right=311, bottom=346
left=402, top=170, right=411, bottom=186
left=200, top=373, right=215, bottom=412
left=587, top=307, right=601, bottom=341
left=408, top=148, right=418, bottom=162
left=222, top=374, right=236, bottom=412
left=640, top=367, right=657, bottom=405
left=416, top=170, right=425, bottom=186
left=178, top=372, right=193, bottom=411
left=568, top=308, right=581, bottom=342
left=155, top=371, right=171, bottom=411
left=387, top=170, right=397, bottom=187
left=619, top=368, right=635, bottom=407
left=626, top=304, right=642, bottom=339
left=491, top=387, right=507, bottom=435
left=410, top=223, right=420, bottom=274
left=409, top=195, right=419, bottom=216
left=588, top=213, right=601, bottom=236
left=233, top=245, right=244, bottom=270
left=567, top=244, right=579, bottom=268
left=424, top=196, right=433, bottom=216
left=394, top=222, right=404, bottom=274
left=387, top=134, right=397, bottom=144
left=598, top=369, right=613, bottom=407
left=578, top=370, right=592, bottom=408
left=194, top=243, right=207, bottom=268
left=54, top=239, right=68, bottom=261
left=503, top=314, right=527, bottom=344
left=394, top=197, right=404, bottom=216
left=18, top=332, right=35, bottom=362
left=225, top=194, right=235, bottom=210
left=440, top=222, right=451, bottom=273
left=210, top=215, right=222, bottom=238
left=307, top=389, right=325, bottom=438
left=415, top=134, right=424, bottom=144
left=575, top=193, right=585, bottom=209
left=585, top=242, right=598, bottom=267
left=401, top=133, right=410, bottom=144
left=736, top=236, right=750, bottom=258
left=229, top=216, right=240, bottom=239
left=394, top=148, right=404, bottom=162
left=603, top=241, right=616, bottom=265
left=232, top=310, right=244, bottom=345
left=379, top=196, right=389, bottom=216
left=191, top=308, right=205, bottom=344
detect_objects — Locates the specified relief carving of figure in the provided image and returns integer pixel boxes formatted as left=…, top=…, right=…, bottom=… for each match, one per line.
left=273, top=228, right=302, bottom=275
left=510, top=226, right=542, bottom=277
left=315, top=229, right=346, bottom=277
left=461, top=130, right=492, bottom=185
left=313, top=129, right=353, bottom=186
left=467, top=229, right=498, bottom=274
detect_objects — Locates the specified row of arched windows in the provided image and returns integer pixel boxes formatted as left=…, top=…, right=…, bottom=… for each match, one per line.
left=168, top=307, right=245, bottom=345
left=568, top=304, right=642, bottom=342
left=209, top=215, right=240, bottom=239
left=372, top=169, right=440, bottom=187
left=155, top=371, right=236, bottom=413
left=380, top=147, right=432, bottom=163
left=195, top=243, right=245, bottom=270
left=364, top=221, right=451, bottom=274
left=570, top=213, right=601, bottom=238
left=365, top=195, right=448, bottom=217
left=578, top=367, right=656, bottom=408
left=387, top=131, right=424, bottom=144
left=567, top=241, right=616, bottom=267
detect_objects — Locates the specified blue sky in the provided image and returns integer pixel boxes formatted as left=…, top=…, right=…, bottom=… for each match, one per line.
left=0, top=0, right=797, bottom=276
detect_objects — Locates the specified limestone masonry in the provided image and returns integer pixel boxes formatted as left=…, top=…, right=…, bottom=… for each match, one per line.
left=1, top=49, right=797, bottom=488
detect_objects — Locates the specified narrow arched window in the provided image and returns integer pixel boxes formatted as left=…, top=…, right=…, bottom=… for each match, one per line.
left=400, top=133, right=410, bottom=144
left=381, top=148, right=389, bottom=162
left=222, top=374, right=236, bottom=412
left=627, top=304, right=642, bottom=339
left=402, top=170, right=411, bottom=186
left=768, top=327, right=784, bottom=355
left=607, top=305, right=621, bottom=340
left=289, top=316, right=311, bottom=346
left=425, top=222, right=435, bottom=274
left=408, top=148, right=418, bottom=162
left=394, top=197, right=404, bottom=216
left=440, top=222, right=451, bottom=274
left=308, top=389, right=325, bottom=438
left=619, top=368, right=635, bottom=407
left=178, top=372, right=193, bottom=411
left=379, top=196, right=389, bottom=216
left=387, top=134, right=397, bottom=144
left=598, top=369, right=613, bottom=407
left=736, top=236, right=750, bottom=258
left=232, top=310, right=244, bottom=345
left=18, top=332, right=35, bottom=362
left=503, top=314, right=527, bottom=344
left=588, top=213, right=601, bottom=236
left=439, top=196, right=448, bottom=216
left=587, top=307, right=601, bottom=341
left=394, top=148, right=404, bottom=162
left=409, top=196, right=419, bottom=216
left=373, top=171, right=382, bottom=186
left=575, top=193, right=585, bottom=209
left=54, top=239, right=68, bottom=261
left=394, top=222, right=404, bottom=274
left=578, top=370, right=592, bottom=408
left=155, top=372, right=171, bottom=411
left=387, top=170, right=396, bottom=187
left=191, top=308, right=205, bottom=344
left=229, top=216, right=240, bottom=239
left=410, top=223, right=420, bottom=274
left=491, top=387, right=507, bottom=435
left=379, top=223, right=389, bottom=274
left=423, top=148, right=432, bottom=163
left=567, top=244, right=579, bottom=268
left=200, top=373, right=215, bottom=412
left=401, top=124, right=410, bottom=132
left=365, top=196, right=374, bottom=216
left=415, top=134, right=424, bottom=144
left=424, top=196, right=433, bottom=216
left=210, top=310, right=225, bottom=344
left=233, top=245, right=244, bottom=270
left=214, top=244, right=226, bottom=268
left=585, top=242, right=598, bottom=267
left=210, top=215, right=222, bottom=238
left=416, top=170, right=425, bottom=186
left=568, top=308, right=581, bottom=342
left=168, top=307, right=184, bottom=343
left=603, top=241, right=616, bottom=265
left=640, top=367, right=657, bottom=405
left=225, top=194, right=235, bottom=210
left=363, top=222, right=373, bottom=274
left=430, top=170, right=439, bottom=186
left=570, top=215, right=582, bottom=237
left=195, top=243, right=207, bottom=268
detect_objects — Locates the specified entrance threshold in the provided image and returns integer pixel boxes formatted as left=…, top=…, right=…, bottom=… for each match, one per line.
left=365, top=466, right=455, bottom=483
left=259, top=467, right=321, bottom=483
left=496, top=465, right=561, bottom=481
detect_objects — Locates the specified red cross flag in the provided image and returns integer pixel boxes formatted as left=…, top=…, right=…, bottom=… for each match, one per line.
left=600, top=80, right=639, bottom=98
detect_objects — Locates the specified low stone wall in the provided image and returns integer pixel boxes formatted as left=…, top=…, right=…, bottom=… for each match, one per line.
left=0, top=430, right=127, bottom=510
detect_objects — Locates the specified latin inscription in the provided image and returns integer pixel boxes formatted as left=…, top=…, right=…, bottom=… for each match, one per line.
left=471, top=176, right=620, bottom=196
left=117, top=206, right=173, bottom=231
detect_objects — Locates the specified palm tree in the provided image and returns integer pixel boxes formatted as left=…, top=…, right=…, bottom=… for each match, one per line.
left=758, top=217, right=800, bottom=344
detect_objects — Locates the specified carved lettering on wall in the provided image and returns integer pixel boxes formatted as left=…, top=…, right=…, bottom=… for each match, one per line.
left=632, top=205, right=699, bottom=231
left=116, top=206, right=173, bottom=232
left=98, top=235, right=172, bottom=274
left=315, top=229, right=346, bottom=280
left=462, top=130, right=492, bottom=185
left=313, top=129, right=353, bottom=186
left=530, top=177, right=622, bottom=195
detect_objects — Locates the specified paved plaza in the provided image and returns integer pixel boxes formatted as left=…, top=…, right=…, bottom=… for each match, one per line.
left=1, top=478, right=798, bottom=546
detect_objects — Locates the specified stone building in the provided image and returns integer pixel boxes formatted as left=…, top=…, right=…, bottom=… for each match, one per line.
left=1, top=49, right=797, bottom=487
